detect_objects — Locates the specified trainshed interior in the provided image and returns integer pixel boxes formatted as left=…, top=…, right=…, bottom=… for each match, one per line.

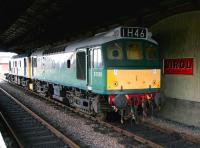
left=0, top=0, right=200, bottom=127
left=0, top=0, right=199, bottom=53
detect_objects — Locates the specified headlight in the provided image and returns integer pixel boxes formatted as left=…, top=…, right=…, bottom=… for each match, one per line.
left=113, top=81, right=118, bottom=87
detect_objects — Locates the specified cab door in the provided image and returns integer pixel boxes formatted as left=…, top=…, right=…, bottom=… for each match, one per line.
left=76, top=49, right=86, bottom=81
left=87, top=47, right=103, bottom=91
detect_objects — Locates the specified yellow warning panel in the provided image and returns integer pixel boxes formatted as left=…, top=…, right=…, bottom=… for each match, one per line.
left=107, top=69, right=161, bottom=90
left=27, top=57, right=31, bottom=78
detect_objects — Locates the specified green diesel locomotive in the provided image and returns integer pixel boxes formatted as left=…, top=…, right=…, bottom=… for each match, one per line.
left=6, top=27, right=161, bottom=123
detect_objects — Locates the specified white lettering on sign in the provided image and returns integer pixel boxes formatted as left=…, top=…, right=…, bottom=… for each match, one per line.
left=120, top=27, right=147, bottom=38
left=128, top=28, right=134, bottom=37
left=134, top=28, right=139, bottom=37
left=140, top=29, right=145, bottom=38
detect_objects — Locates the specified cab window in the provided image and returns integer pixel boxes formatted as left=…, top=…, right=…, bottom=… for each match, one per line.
left=32, top=58, right=37, bottom=67
left=126, top=42, right=143, bottom=60
left=93, top=48, right=102, bottom=68
left=145, top=44, right=158, bottom=60
left=107, top=42, right=123, bottom=60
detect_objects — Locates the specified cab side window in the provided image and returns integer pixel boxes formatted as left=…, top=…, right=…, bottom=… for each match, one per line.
left=93, top=48, right=102, bottom=68
left=32, top=58, right=37, bottom=67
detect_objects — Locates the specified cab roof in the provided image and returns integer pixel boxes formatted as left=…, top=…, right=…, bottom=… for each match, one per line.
left=31, top=27, right=158, bottom=56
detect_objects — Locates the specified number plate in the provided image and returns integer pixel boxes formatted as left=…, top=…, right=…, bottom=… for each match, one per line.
left=120, top=27, right=147, bottom=39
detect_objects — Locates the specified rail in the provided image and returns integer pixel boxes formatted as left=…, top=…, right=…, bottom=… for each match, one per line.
left=0, top=86, right=80, bottom=148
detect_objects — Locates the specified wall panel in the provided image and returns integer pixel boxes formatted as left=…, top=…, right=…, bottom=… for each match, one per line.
left=151, top=11, right=200, bottom=102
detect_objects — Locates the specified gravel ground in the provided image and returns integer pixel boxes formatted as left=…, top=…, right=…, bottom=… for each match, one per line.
left=0, top=80, right=145, bottom=148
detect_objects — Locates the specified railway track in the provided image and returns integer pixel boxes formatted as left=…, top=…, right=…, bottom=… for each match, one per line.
left=111, top=121, right=199, bottom=147
left=0, top=111, right=21, bottom=148
left=1, top=78, right=200, bottom=147
left=0, top=86, right=80, bottom=148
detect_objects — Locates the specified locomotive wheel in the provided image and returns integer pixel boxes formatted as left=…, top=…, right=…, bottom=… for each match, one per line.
left=46, top=90, right=52, bottom=99
left=131, top=97, right=139, bottom=124
left=142, top=99, right=154, bottom=117
left=148, top=100, right=154, bottom=117
left=63, top=98, right=70, bottom=106
left=47, top=84, right=54, bottom=99
left=46, top=92, right=51, bottom=100
left=96, top=112, right=107, bottom=121
left=142, top=99, right=148, bottom=117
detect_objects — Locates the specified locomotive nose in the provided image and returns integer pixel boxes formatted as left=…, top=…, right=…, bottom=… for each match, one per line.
left=114, top=94, right=128, bottom=109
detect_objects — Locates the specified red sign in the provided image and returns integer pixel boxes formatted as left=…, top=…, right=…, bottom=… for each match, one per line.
left=164, top=58, right=193, bottom=75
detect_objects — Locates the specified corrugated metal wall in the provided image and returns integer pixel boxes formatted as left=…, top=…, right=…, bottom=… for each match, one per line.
left=150, top=11, right=200, bottom=102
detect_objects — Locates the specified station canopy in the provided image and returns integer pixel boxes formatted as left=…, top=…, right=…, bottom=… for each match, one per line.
left=0, top=0, right=199, bottom=54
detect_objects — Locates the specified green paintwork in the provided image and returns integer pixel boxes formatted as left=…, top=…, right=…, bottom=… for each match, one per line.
left=90, top=68, right=107, bottom=92
left=102, top=39, right=160, bottom=68
left=32, top=38, right=160, bottom=94
left=33, top=52, right=87, bottom=90
left=102, top=39, right=160, bottom=94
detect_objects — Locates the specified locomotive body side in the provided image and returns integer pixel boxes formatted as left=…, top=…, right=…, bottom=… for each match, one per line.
left=6, top=27, right=162, bottom=123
